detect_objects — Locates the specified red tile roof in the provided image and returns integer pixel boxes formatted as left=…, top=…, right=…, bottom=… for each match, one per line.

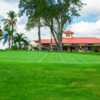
left=63, top=30, right=74, bottom=34
left=35, top=38, right=100, bottom=44
left=62, top=38, right=100, bottom=44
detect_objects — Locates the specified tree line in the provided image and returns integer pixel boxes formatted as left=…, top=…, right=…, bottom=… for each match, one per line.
left=19, top=0, right=83, bottom=51
left=0, top=11, right=29, bottom=50
left=0, top=0, right=83, bottom=51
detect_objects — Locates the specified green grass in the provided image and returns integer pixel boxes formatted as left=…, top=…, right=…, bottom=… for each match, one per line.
left=0, top=51, right=100, bottom=100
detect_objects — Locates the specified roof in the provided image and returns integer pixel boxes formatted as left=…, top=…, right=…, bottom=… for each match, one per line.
left=62, top=38, right=100, bottom=44
left=63, top=30, right=74, bottom=34
left=35, top=37, right=100, bottom=44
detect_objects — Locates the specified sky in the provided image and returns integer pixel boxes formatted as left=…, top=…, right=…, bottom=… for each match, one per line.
left=0, top=0, right=100, bottom=41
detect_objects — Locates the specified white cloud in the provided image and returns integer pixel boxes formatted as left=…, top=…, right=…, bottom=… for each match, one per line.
left=82, top=0, right=100, bottom=15
left=0, top=0, right=18, bottom=17
left=69, top=0, right=100, bottom=38
left=70, top=20, right=100, bottom=37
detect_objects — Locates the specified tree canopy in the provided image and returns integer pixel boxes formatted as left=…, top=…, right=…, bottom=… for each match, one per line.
left=19, top=0, right=83, bottom=50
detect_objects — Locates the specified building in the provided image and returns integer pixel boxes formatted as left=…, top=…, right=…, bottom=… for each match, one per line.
left=35, top=31, right=100, bottom=52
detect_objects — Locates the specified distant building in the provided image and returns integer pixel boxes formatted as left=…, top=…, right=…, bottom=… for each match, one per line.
left=35, top=31, right=100, bottom=52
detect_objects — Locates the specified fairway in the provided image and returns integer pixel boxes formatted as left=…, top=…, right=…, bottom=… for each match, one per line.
left=0, top=51, right=100, bottom=100
left=0, top=51, right=100, bottom=64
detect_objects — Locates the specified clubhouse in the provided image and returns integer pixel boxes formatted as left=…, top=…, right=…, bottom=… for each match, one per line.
left=35, top=31, right=100, bottom=52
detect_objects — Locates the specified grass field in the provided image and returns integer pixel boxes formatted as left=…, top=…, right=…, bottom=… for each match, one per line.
left=0, top=51, right=100, bottom=100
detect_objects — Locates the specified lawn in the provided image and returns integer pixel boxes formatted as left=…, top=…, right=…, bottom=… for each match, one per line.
left=0, top=51, right=100, bottom=100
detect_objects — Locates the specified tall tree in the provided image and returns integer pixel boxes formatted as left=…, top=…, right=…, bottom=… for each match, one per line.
left=3, top=11, right=17, bottom=47
left=19, top=0, right=47, bottom=51
left=3, top=25, right=12, bottom=48
left=44, top=0, right=83, bottom=50
left=19, top=0, right=83, bottom=51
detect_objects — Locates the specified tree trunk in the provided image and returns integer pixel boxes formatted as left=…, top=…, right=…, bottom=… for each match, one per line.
left=11, top=24, right=14, bottom=48
left=50, top=34, right=53, bottom=51
left=8, top=36, right=11, bottom=49
left=49, top=19, right=63, bottom=51
left=19, top=42, right=21, bottom=49
left=38, top=20, right=42, bottom=51
left=58, top=41, right=63, bottom=51
left=57, top=31, right=63, bottom=51
left=50, top=30, right=60, bottom=51
left=56, top=17, right=63, bottom=51
left=50, top=20, right=60, bottom=50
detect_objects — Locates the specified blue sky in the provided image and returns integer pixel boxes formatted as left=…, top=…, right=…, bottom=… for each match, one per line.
left=0, top=0, right=100, bottom=40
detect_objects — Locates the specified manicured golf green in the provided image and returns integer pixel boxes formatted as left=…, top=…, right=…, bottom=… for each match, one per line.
left=0, top=51, right=100, bottom=100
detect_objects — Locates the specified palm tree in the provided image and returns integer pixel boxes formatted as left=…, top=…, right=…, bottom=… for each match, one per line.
left=3, top=24, right=12, bottom=48
left=14, top=33, right=29, bottom=49
left=3, top=11, right=17, bottom=47
left=19, top=0, right=46, bottom=51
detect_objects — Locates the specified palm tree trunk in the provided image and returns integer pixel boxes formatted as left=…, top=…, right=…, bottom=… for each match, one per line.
left=8, top=36, right=11, bottom=48
left=11, top=24, right=14, bottom=47
left=19, top=42, right=21, bottom=49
